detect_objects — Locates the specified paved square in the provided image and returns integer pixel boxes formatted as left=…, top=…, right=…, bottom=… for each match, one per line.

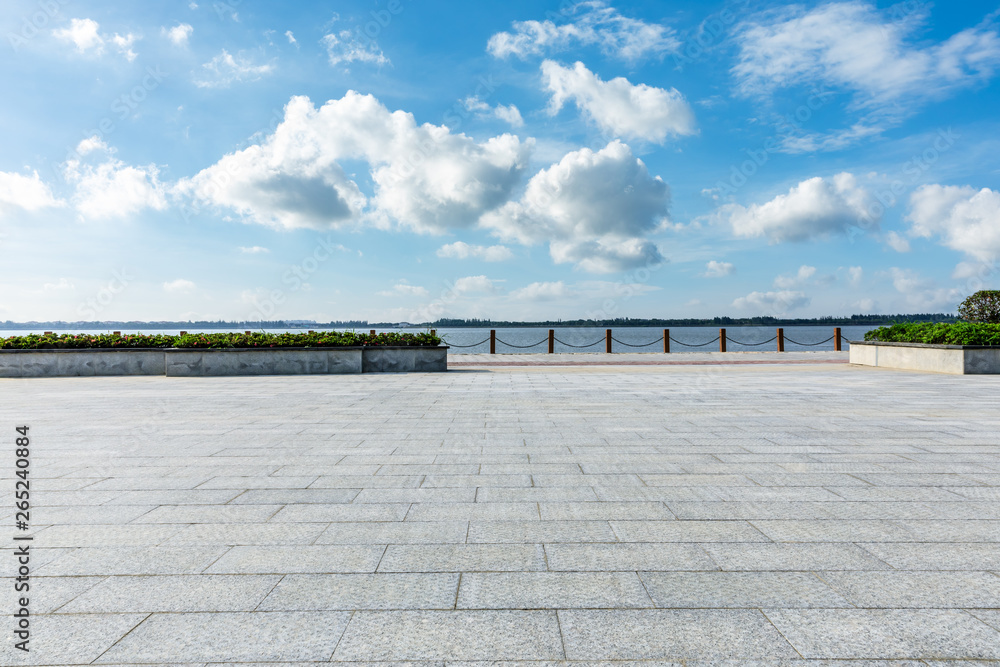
left=3, top=353, right=1000, bottom=663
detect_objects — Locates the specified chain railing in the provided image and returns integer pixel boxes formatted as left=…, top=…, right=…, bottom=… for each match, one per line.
left=439, top=327, right=849, bottom=354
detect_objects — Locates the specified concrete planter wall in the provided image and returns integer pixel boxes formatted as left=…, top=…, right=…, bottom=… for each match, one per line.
left=0, top=346, right=447, bottom=378
left=850, top=341, right=1000, bottom=375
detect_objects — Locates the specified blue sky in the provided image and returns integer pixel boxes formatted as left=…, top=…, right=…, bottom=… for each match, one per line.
left=1, top=0, right=999, bottom=323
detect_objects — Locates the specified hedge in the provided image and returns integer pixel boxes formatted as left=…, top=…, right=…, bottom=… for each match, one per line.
left=0, top=331, right=442, bottom=350
left=864, top=322, right=1000, bottom=346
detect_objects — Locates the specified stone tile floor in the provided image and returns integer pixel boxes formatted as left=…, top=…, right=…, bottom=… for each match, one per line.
left=2, top=353, right=999, bottom=664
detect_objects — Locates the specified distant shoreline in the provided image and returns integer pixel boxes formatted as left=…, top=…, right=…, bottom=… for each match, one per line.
left=1, top=314, right=959, bottom=331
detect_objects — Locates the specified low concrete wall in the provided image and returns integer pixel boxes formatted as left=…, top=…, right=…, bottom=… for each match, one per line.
left=0, top=346, right=447, bottom=378
left=0, top=348, right=166, bottom=378
left=850, top=341, right=1000, bottom=374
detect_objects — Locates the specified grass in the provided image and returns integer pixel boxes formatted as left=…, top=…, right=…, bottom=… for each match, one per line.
left=864, top=322, right=1000, bottom=346
left=0, top=331, right=442, bottom=350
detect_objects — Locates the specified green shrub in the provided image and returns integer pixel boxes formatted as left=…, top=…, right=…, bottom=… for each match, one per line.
left=958, top=290, right=1000, bottom=323
left=864, top=322, right=1000, bottom=345
left=0, top=331, right=442, bottom=350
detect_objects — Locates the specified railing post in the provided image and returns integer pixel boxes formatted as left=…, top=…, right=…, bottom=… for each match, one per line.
left=606, top=329, right=612, bottom=353
left=430, top=329, right=436, bottom=337
left=490, top=329, right=496, bottom=354
left=370, top=329, right=376, bottom=336
left=777, top=327, right=784, bottom=352
left=548, top=329, right=554, bottom=354
left=834, top=327, right=842, bottom=351
left=719, top=328, right=727, bottom=353
left=663, top=328, right=670, bottom=354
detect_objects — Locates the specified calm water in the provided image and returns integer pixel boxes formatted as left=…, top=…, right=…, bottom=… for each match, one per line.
left=0, top=325, right=875, bottom=353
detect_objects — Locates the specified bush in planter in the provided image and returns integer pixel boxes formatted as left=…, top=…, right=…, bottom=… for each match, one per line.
left=864, top=321, right=1000, bottom=345
left=0, top=331, right=442, bottom=349
left=958, top=290, right=1000, bottom=323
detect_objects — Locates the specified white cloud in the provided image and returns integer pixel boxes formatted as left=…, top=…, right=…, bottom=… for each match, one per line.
left=773, top=265, right=817, bottom=289
left=285, top=30, right=297, bottom=45
left=724, top=172, right=877, bottom=243
left=163, top=279, right=196, bottom=293
left=378, top=283, right=429, bottom=298
left=733, top=290, right=810, bottom=314
left=702, top=260, right=734, bottom=278
left=164, top=23, right=193, bottom=47
left=195, top=50, right=274, bottom=88
left=0, top=171, right=63, bottom=213
left=54, top=18, right=104, bottom=55
left=64, top=138, right=167, bottom=220
left=452, top=275, right=498, bottom=294
left=888, top=267, right=965, bottom=310
left=885, top=230, right=911, bottom=253
left=463, top=97, right=524, bottom=128
left=509, top=281, right=571, bottom=301
left=733, top=2, right=1000, bottom=148
left=488, top=1, right=680, bottom=61
left=177, top=93, right=531, bottom=232
left=734, top=3, right=1000, bottom=106
left=847, top=266, right=863, bottom=286
left=43, top=278, right=75, bottom=292
left=482, top=140, right=668, bottom=272
left=322, top=30, right=388, bottom=68
left=437, top=242, right=513, bottom=262
left=110, top=32, right=139, bottom=62
left=239, top=246, right=270, bottom=254
left=542, top=61, right=695, bottom=144
left=907, top=184, right=1000, bottom=261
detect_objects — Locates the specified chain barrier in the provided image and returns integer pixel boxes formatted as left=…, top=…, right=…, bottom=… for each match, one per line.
left=783, top=335, right=836, bottom=347
left=553, top=337, right=604, bottom=348
left=669, top=335, right=721, bottom=348
left=442, top=337, right=491, bottom=348
left=610, top=336, right=663, bottom=348
left=726, top=335, right=779, bottom=347
left=495, top=337, right=549, bottom=349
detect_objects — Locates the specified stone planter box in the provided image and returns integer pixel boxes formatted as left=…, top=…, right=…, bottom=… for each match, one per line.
left=0, top=346, right=447, bottom=378
left=849, top=341, right=1000, bottom=375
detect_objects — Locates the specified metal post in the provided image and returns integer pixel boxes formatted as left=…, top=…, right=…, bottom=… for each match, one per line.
left=663, top=329, right=669, bottom=354
left=719, top=328, right=727, bottom=353
left=548, top=329, right=554, bottom=354
left=370, top=329, right=376, bottom=336
left=834, top=327, right=842, bottom=351
left=490, top=329, right=496, bottom=355
left=777, top=327, right=784, bottom=352
left=606, top=329, right=612, bottom=353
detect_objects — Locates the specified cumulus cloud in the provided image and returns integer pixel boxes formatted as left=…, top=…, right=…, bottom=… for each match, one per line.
left=195, top=50, right=274, bottom=88
left=452, top=275, right=499, bottom=294
left=509, top=281, right=572, bottom=300
left=163, top=279, right=196, bottom=293
left=773, top=265, right=816, bottom=289
left=322, top=30, right=388, bottom=67
left=0, top=171, right=63, bottom=214
left=54, top=18, right=104, bottom=54
left=163, top=23, right=193, bottom=46
left=437, top=242, right=513, bottom=262
left=488, top=0, right=679, bottom=61
left=378, top=283, right=429, bottom=298
left=285, top=31, right=297, bottom=45
left=906, top=184, right=1000, bottom=261
left=54, top=19, right=140, bottom=60
left=702, top=260, right=734, bottom=278
left=724, top=172, right=877, bottom=242
left=463, top=97, right=524, bottom=128
left=239, top=246, right=270, bottom=254
left=542, top=61, right=695, bottom=143
left=732, top=290, right=810, bottom=314
left=884, top=230, right=911, bottom=253
left=43, top=278, right=75, bottom=292
left=481, top=140, right=669, bottom=272
left=64, top=138, right=167, bottom=220
left=888, top=267, right=965, bottom=310
left=847, top=266, right=863, bottom=286
left=176, top=93, right=531, bottom=232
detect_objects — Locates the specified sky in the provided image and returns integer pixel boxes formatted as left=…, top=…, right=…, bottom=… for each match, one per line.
left=1, top=0, right=999, bottom=323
